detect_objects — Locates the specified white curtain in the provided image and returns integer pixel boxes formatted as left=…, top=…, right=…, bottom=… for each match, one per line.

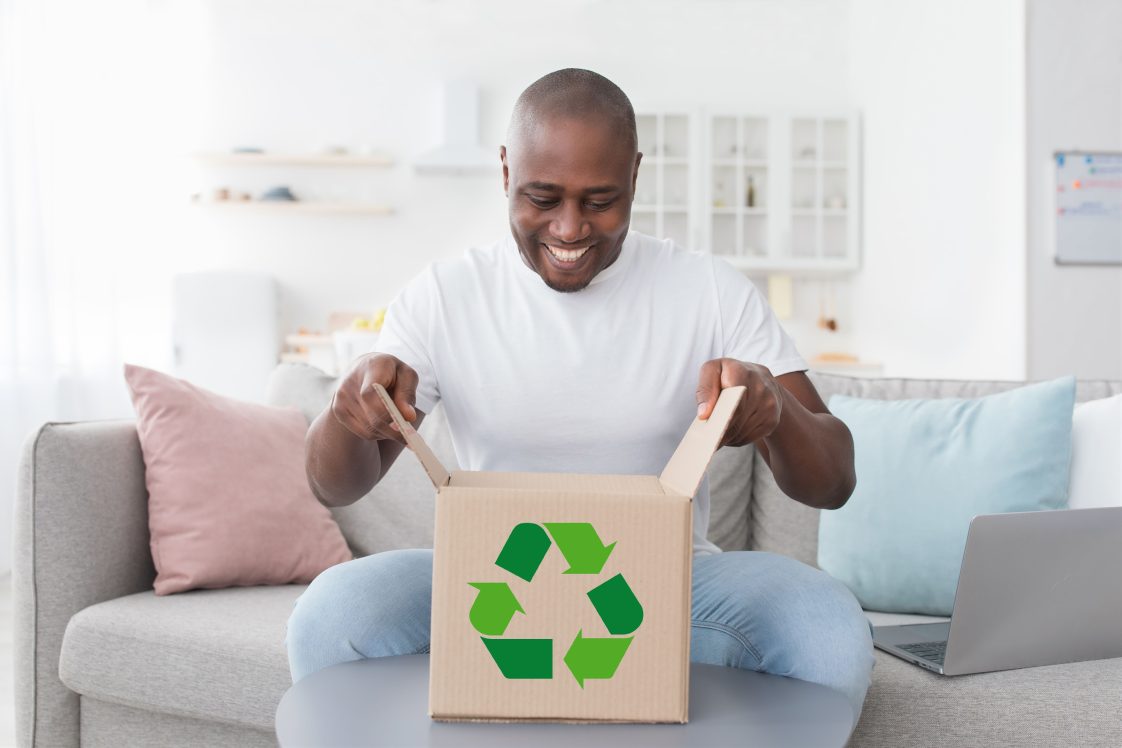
left=1, top=0, right=179, bottom=573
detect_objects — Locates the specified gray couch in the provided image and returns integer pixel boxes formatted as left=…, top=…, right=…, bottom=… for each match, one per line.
left=14, top=364, right=1122, bottom=747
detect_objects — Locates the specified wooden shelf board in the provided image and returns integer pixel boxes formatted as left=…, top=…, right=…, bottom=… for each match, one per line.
left=285, top=333, right=333, bottom=346
left=711, top=158, right=768, bottom=167
left=716, top=255, right=859, bottom=274
left=192, top=201, right=394, bottom=215
left=193, top=152, right=394, bottom=167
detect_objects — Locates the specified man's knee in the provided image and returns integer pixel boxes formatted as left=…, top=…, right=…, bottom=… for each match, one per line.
left=286, top=548, right=433, bottom=682
left=693, top=551, right=873, bottom=720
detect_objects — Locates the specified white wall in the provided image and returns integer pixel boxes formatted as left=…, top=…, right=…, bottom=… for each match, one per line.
left=1025, top=0, right=1122, bottom=381
left=154, top=0, right=853, bottom=371
left=846, top=0, right=1027, bottom=380
left=153, top=0, right=1038, bottom=384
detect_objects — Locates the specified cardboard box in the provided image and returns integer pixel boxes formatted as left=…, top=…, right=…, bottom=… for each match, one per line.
left=374, top=384, right=746, bottom=724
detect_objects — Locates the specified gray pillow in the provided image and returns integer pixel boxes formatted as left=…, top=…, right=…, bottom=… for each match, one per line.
left=705, top=444, right=755, bottom=552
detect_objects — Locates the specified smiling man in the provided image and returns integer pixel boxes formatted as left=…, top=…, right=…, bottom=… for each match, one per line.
left=290, top=69, right=874, bottom=728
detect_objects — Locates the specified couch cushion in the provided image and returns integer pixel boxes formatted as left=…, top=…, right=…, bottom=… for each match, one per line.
left=59, top=586, right=302, bottom=731
left=706, top=443, right=755, bottom=551
left=266, top=363, right=755, bottom=554
left=851, top=650, right=1122, bottom=748
left=820, top=377, right=1076, bottom=615
left=123, top=363, right=352, bottom=595
left=750, top=373, right=1122, bottom=566
left=1069, top=394, right=1122, bottom=509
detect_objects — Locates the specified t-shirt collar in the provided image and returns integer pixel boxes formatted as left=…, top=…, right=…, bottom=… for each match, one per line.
left=509, top=231, right=636, bottom=290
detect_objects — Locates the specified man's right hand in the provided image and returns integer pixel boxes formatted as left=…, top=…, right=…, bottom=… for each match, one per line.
left=330, top=353, right=420, bottom=445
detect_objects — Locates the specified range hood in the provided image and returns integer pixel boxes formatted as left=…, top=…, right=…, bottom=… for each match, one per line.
left=414, top=80, right=498, bottom=175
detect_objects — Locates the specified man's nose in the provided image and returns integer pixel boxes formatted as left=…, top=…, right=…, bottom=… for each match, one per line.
left=550, top=201, right=590, bottom=244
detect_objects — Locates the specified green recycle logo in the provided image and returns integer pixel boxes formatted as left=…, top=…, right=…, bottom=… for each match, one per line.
left=468, top=522, right=643, bottom=687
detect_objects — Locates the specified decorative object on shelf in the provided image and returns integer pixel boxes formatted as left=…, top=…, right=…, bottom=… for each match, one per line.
left=746, top=176, right=756, bottom=208
left=281, top=310, right=389, bottom=375
left=713, top=180, right=727, bottom=208
left=261, top=185, right=298, bottom=202
left=817, top=281, right=838, bottom=331
left=767, top=274, right=793, bottom=319
left=190, top=187, right=251, bottom=203
left=191, top=151, right=395, bottom=215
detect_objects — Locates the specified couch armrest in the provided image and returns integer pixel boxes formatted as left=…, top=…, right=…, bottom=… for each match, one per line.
left=14, top=420, right=156, bottom=748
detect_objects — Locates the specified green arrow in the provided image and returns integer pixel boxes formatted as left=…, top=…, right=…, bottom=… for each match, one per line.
left=543, top=522, right=616, bottom=574
left=481, top=638, right=553, bottom=678
left=495, top=522, right=552, bottom=582
left=563, top=630, right=633, bottom=688
left=586, top=573, right=644, bottom=635
left=467, top=583, right=524, bottom=636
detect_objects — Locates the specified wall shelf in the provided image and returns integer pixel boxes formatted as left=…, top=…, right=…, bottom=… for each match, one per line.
left=192, top=201, right=394, bottom=215
left=193, top=152, right=394, bottom=167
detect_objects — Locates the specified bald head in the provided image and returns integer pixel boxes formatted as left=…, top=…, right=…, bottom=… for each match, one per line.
left=506, top=68, right=637, bottom=157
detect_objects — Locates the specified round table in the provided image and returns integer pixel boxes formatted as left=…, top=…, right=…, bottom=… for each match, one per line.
left=275, top=655, right=854, bottom=747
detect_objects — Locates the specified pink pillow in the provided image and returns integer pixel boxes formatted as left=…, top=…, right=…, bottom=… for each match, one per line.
left=124, top=363, right=352, bottom=595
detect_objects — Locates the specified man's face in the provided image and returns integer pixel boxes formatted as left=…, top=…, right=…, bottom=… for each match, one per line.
left=502, top=116, right=641, bottom=293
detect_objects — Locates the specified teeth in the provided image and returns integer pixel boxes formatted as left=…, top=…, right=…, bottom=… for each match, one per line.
left=546, top=244, right=591, bottom=262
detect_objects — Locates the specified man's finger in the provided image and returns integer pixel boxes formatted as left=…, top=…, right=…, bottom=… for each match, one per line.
left=695, top=359, right=724, bottom=420
left=356, top=359, right=406, bottom=443
left=392, top=362, right=420, bottom=423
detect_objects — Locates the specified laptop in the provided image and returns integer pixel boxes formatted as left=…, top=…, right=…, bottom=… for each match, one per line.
left=872, top=506, right=1122, bottom=676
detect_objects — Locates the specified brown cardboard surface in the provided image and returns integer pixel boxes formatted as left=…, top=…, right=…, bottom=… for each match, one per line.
left=660, top=386, right=745, bottom=497
left=429, top=487, right=692, bottom=723
left=371, top=384, right=747, bottom=723
left=372, top=383, right=450, bottom=487
left=449, top=470, right=666, bottom=495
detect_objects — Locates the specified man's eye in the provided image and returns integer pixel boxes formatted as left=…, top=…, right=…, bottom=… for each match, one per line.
left=586, top=201, right=613, bottom=211
left=528, top=196, right=557, bottom=208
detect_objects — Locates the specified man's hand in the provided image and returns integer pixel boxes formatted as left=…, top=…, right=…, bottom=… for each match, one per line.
left=695, top=357, right=855, bottom=510
left=695, top=358, right=783, bottom=448
left=331, top=353, right=420, bottom=445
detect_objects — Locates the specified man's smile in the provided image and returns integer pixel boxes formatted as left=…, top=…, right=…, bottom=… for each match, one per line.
left=543, top=242, right=594, bottom=269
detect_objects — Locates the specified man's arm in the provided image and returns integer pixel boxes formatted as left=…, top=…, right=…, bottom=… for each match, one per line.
left=305, top=353, right=426, bottom=508
left=696, top=360, right=855, bottom=510
left=305, top=404, right=425, bottom=508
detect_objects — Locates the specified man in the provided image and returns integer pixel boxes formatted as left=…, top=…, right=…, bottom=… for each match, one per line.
left=289, top=68, right=874, bottom=727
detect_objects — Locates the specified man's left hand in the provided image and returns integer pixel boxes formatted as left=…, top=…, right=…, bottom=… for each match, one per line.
left=695, top=358, right=783, bottom=448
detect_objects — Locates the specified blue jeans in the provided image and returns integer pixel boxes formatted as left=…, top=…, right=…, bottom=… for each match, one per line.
left=286, top=548, right=875, bottom=726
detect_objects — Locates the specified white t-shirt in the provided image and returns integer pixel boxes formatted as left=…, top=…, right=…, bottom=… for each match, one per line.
left=374, top=230, right=808, bottom=555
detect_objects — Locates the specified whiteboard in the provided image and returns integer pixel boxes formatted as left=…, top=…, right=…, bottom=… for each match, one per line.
left=1054, top=151, right=1122, bottom=265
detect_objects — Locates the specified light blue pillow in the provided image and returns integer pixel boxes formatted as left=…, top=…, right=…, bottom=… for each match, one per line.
left=818, top=376, right=1076, bottom=616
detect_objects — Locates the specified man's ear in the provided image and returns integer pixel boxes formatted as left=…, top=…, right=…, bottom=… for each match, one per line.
left=631, top=151, right=643, bottom=194
left=500, top=145, right=509, bottom=196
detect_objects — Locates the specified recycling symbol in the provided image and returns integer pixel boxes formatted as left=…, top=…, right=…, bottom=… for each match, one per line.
left=468, top=522, right=643, bottom=687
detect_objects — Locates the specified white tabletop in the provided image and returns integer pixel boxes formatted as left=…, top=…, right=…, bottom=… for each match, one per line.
left=275, top=654, right=854, bottom=747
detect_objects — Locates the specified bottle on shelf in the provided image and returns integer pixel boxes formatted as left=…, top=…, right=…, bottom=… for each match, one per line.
left=746, top=176, right=756, bottom=208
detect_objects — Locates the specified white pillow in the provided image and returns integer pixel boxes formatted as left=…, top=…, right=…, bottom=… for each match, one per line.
left=1068, top=394, right=1122, bottom=509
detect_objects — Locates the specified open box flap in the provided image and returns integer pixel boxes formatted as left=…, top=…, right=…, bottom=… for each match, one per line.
left=659, top=385, right=746, bottom=497
left=373, top=383, right=451, bottom=489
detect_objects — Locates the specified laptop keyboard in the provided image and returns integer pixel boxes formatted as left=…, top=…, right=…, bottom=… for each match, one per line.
left=898, top=641, right=947, bottom=665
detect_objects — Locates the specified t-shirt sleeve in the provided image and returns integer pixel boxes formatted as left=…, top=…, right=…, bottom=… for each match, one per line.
left=711, top=256, right=808, bottom=377
left=372, top=265, right=441, bottom=415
